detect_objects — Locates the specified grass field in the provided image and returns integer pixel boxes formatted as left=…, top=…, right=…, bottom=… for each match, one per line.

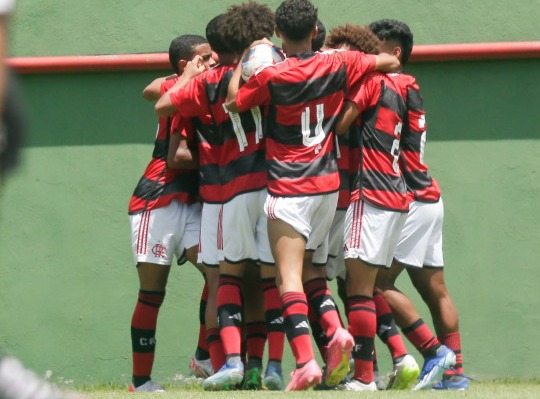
left=79, top=379, right=540, bottom=399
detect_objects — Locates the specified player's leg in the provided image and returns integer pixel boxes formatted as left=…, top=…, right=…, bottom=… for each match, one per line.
left=129, top=206, right=182, bottom=392
left=198, top=203, right=225, bottom=374
left=241, top=264, right=266, bottom=390
left=407, top=267, right=466, bottom=388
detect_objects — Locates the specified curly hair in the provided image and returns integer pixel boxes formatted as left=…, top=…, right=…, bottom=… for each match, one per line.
left=206, top=14, right=232, bottom=55
left=369, top=19, right=413, bottom=65
left=312, top=19, right=326, bottom=51
left=169, top=34, right=208, bottom=75
left=218, top=1, right=275, bottom=54
left=275, top=0, right=318, bottom=42
left=325, top=24, right=381, bottom=55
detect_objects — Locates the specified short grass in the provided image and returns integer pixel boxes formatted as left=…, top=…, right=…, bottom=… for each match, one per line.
left=80, top=379, right=540, bottom=399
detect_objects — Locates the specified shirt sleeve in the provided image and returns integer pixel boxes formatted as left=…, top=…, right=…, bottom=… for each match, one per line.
left=345, top=52, right=377, bottom=91
left=170, top=113, right=194, bottom=142
left=347, top=72, right=380, bottom=114
left=169, top=76, right=208, bottom=118
left=235, top=71, right=271, bottom=112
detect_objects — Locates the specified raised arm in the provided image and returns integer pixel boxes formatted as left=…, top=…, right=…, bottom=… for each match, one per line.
left=155, top=55, right=205, bottom=118
left=374, top=52, right=401, bottom=73
left=224, top=60, right=243, bottom=113
left=142, top=76, right=175, bottom=101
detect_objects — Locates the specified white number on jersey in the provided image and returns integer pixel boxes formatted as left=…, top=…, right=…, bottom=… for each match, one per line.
left=301, top=103, right=326, bottom=148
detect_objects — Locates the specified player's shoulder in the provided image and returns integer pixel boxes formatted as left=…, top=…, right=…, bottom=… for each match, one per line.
left=161, top=75, right=179, bottom=92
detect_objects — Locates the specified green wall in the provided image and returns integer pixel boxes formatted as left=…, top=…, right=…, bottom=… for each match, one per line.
left=0, top=0, right=539, bottom=388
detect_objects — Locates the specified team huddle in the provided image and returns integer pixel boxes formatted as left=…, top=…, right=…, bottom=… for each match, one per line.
left=128, top=0, right=467, bottom=393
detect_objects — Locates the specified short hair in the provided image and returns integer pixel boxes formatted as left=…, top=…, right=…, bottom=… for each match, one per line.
left=369, top=19, right=413, bottom=65
left=325, top=24, right=381, bottom=55
left=275, top=0, right=318, bottom=42
left=219, top=1, right=275, bottom=54
left=206, top=14, right=232, bottom=55
left=168, top=34, right=208, bottom=74
left=311, top=19, right=326, bottom=51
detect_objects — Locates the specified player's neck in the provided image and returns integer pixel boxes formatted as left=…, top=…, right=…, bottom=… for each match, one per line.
left=282, top=40, right=312, bottom=58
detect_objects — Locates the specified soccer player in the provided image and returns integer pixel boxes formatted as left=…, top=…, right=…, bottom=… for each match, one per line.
left=334, top=19, right=455, bottom=391
left=309, top=23, right=420, bottom=391
left=225, top=0, right=400, bottom=391
left=311, top=18, right=326, bottom=52
left=128, top=34, right=215, bottom=393
left=155, top=4, right=286, bottom=391
left=368, top=18, right=467, bottom=390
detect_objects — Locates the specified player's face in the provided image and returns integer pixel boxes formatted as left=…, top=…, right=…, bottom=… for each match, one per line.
left=194, top=43, right=216, bottom=69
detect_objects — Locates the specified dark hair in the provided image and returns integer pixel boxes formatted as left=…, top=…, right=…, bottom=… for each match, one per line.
left=219, top=1, right=275, bottom=54
left=206, top=14, right=232, bottom=55
left=168, top=34, right=208, bottom=74
left=311, top=18, right=326, bottom=51
left=369, top=19, right=413, bottom=65
left=325, top=24, right=381, bottom=55
left=275, top=0, right=317, bottom=42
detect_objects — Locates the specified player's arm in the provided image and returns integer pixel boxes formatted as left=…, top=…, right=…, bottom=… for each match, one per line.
left=155, top=55, right=205, bottom=117
left=335, top=74, right=377, bottom=134
left=142, top=75, right=176, bottom=101
left=225, top=38, right=273, bottom=113
left=374, top=52, right=401, bottom=73
left=335, top=101, right=359, bottom=135
left=224, top=60, right=244, bottom=113
left=167, top=116, right=198, bottom=169
left=167, top=133, right=199, bottom=169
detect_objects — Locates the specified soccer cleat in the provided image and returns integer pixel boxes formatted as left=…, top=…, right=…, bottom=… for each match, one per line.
left=337, top=379, right=377, bottom=391
left=241, top=367, right=262, bottom=390
left=0, top=356, right=85, bottom=399
left=387, top=354, right=420, bottom=390
left=203, top=361, right=244, bottom=391
left=432, top=375, right=470, bottom=390
left=129, top=380, right=165, bottom=392
left=413, top=345, right=456, bottom=391
left=285, top=359, right=322, bottom=391
left=324, top=327, right=354, bottom=386
left=263, top=363, right=284, bottom=391
left=189, top=356, right=214, bottom=379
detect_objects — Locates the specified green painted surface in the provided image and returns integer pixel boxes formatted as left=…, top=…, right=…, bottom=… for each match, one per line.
left=9, top=0, right=540, bottom=57
left=1, top=0, right=539, bottom=388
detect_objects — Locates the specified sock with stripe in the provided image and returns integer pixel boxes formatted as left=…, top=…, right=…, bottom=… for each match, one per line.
left=402, top=318, right=441, bottom=358
left=206, top=328, right=225, bottom=372
left=245, top=321, right=266, bottom=370
left=261, top=278, right=285, bottom=363
left=217, top=274, right=244, bottom=360
left=439, top=332, right=463, bottom=377
left=195, top=282, right=210, bottom=361
left=282, top=291, right=314, bottom=368
left=130, top=290, right=165, bottom=387
left=374, top=292, right=408, bottom=362
left=304, top=278, right=343, bottom=340
left=347, top=295, right=376, bottom=384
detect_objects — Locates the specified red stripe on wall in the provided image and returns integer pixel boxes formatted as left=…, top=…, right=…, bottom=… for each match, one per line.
left=7, top=42, right=540, bottom=74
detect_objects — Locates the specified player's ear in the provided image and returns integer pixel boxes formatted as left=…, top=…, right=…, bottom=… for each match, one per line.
left=311, top=25, right=318, bottom=40
left=178, top=59, right=187, bottom=74
left=393, top=46, right=402, bottom=62
left=275, top=26, right=282, bottom=38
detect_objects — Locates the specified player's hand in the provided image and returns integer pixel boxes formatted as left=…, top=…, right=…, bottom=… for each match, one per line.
left=184, top=55, right=206, bottom=79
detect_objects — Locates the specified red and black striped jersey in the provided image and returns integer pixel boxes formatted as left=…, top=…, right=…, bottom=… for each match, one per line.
left=171, top=65, right=267, bottom=203
left=235, top=50, right=377, bottom=197
left=128, top=77, right=199, bottom=215
left=348, top=71, right=410, bottom=212
left=399, top=79, right=441, bottom=203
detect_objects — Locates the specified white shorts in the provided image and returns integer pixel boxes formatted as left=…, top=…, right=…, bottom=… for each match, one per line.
left=319, top=209, right=346, bottom=280
left=222, top=190, right=274, bottom=264
left=198, top=202, right=224, bottom=267
left=130, top=201, right=201, bottom=266
left=264, top=192, right=338, bottom=258
left=344, top=200, right=407, bottom=268
left=394, top=199, right=444, bottom=268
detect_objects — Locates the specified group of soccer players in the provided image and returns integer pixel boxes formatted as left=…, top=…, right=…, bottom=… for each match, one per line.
left=127, top=0, right=468, bottom=393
